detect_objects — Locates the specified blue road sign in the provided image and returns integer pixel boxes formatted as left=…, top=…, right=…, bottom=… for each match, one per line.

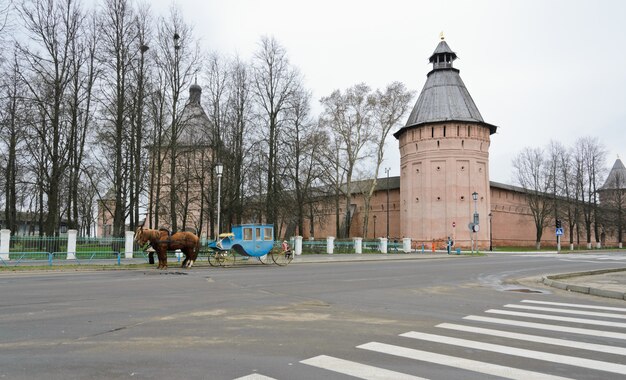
left=556, top=228, right=564, bottom=236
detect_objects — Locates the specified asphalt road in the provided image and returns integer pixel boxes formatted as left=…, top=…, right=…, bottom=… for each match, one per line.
left=1, top=252, right=625, bottom=379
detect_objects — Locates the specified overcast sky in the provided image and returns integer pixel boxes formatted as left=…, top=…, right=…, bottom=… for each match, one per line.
left=152, top=0, right=626, bottom=184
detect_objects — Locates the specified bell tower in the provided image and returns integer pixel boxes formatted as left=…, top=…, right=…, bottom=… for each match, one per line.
left=394, top=37, right=498, bottom=249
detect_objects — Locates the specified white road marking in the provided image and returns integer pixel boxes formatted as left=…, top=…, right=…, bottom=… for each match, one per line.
left=464, top=315, right=626, bottom=340
left=300, top=355, right=428, bottom=380
left=521, top=299, right=626, bottom=312
left=486, top=309, right=626, bottom=328
left=232, top=374, right=277, bottom=380
left=437, top=323, right=626, bottom=356
left=505, top=304, right=626, bottom=319
left=358, top=342, right=573, bottom=380
left=401, top=331, right=626, bottom=375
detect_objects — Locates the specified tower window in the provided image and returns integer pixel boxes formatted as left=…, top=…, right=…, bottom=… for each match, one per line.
left=431, top=127, right=434, bottom=138
left=443, top=126, right=446, bottom=137
left=437, top=140, right=440, bottom=148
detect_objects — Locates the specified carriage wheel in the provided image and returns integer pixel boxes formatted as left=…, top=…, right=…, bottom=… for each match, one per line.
left=271, top=250, right=293, bottom=266
left=212, top=250, right=236, bottom=267
left=258, top=254, right=272, bottom=265
left=208, top=251, right=222, bottom=267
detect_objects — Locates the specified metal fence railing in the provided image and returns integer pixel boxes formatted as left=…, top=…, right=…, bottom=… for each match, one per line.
left=1, top=235, right=413, bottom=267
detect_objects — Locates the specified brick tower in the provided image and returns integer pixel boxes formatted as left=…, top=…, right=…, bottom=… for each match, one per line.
left=393, top=37, right=498, bottom=249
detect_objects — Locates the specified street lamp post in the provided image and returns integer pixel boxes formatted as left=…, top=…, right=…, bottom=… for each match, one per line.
left=472, top=191, right=478, bottom=254
left=385, top=167, right=390, bottom=239
left=215, top=163, right=223, bottom=240
left=488, top=212, right=493, bottom=251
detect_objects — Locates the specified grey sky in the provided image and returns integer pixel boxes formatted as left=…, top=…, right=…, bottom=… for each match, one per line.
left=154, top=0, right=626, bottom=184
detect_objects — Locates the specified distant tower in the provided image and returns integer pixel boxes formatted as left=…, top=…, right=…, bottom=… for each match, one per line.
left=393, top=38, right=498, bottom=248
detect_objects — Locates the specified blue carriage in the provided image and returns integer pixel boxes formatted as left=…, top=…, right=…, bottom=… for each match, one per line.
left=207, top=224, right=293, bottom=266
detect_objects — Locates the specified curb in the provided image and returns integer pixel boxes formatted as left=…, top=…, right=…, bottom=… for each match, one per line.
left=542, top=268, right=626, bottom=300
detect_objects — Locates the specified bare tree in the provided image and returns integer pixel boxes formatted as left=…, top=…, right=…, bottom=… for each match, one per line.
left=251, top=36, right=300, bottom=225
left=66, top=9, right=98, bottom=232
left=224, top=57, right=252, bottom=227
left=557, top=144, right=580, bottom=249
left=128, top=3, right=153, bottom=232
left=513, top=146, right=553, bottom=249
left=0, top=52, right=26, bottom=234
left=154, top=5, right=200, bottom=232
left=320, top=83, right=374, bottom=238
left=281, top=88, right=327, bottom=237
left=361, top=82, right=413, bottom=237
left=17, top=0, right=84, bottom=236
left=575, top=137, right=607, bottom=248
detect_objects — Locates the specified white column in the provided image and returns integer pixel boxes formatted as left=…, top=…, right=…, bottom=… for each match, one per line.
left=403, top=238, right=412, bottom=253
left=354, top=237, right=362, bottom=254
left=326, top=236, right=335, bottom=254
left=66, top=229, right=77, bottom=260
left=125, top=230, right=135, bottom=259
left=379, top=237, right=388, bottom=254
left=0, top=229, right=10, bottom=261
left=295, top=236, right=303, bottom=255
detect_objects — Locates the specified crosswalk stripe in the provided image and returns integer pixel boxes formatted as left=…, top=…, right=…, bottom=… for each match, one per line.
left=505, top=304, right=626, bottom=319
left=486, top=309, right=626, bottom=328
left=300, top=355, right=428, bottom=380
left=232, top=374, right=277, bottom=380
left=358, top=342, right=573, bottom=380
left=465, top=315, right=626, bottom=339
left=437, top=323, right=626, bottom=356
left=521, top=300, right=626, bottom=312
left=401, top=331, right=626, bottom=375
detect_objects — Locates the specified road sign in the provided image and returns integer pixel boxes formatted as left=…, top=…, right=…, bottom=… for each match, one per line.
left=556, top=228, right=564, bottom=236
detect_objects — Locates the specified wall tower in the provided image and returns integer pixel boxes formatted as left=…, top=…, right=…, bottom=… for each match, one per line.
left=393, top=37, right=498, bottom=248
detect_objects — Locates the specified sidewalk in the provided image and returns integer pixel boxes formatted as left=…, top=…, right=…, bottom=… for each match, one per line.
left=542, top=268, right=626, bottom=300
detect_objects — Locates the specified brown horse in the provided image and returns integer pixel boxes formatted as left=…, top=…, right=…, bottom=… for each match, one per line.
left=135, top=227, right=200, bottom=269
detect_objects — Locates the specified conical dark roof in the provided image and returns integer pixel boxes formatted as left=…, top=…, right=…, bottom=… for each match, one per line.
left=394, top=39, right=497, bottom=139
left=601, top=158, right=626, bottom=190
left=429, top=40, right=457, bottom=62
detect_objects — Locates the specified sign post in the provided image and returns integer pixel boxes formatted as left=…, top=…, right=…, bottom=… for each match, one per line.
left=556, top=227, right=563, bottom=252
left=555, top=219, right=563, bottom=253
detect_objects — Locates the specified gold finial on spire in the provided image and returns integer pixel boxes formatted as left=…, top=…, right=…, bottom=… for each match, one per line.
left=439, top=31, right=445, bottom=40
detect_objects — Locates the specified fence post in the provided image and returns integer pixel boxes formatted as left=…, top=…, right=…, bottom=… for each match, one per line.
left=403, top=238, right=412, bottom=253
left=1, top=229, right=10, bottom=261
left=326, top=237, right=335, bottom=254
left=294, top=236, right=303, bottom=255
left=66, top=229, right=77, bottom=260
left=354, top=237, right=362, bottom=254
left=125, top=231, right=135, bottom=259
left=379, top=237, right=388, bottom=254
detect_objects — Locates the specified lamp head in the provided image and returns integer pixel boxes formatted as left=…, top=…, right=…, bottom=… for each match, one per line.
left=472, top=192, right=478, bottom=201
